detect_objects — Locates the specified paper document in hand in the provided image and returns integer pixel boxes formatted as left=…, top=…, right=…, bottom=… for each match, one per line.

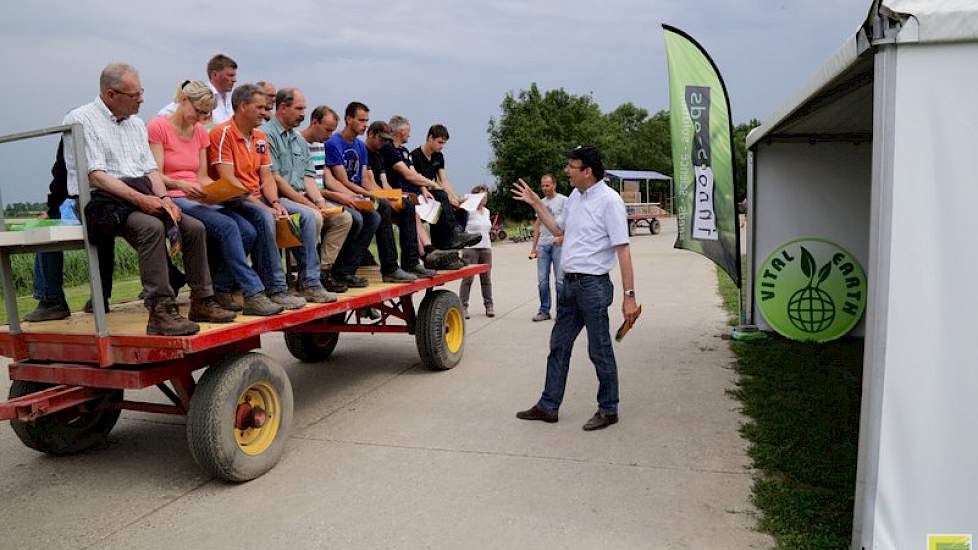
left=460, top=192, right=486, bottom=212
left=416, top=195, right=442, bottom=224
left=275, top=213, right=303, bottom=249
left=201, top=178, right=249, bottom=204
left=615, top=304, right=643, bottom=342
left=368, top=189, right=402, bottom=200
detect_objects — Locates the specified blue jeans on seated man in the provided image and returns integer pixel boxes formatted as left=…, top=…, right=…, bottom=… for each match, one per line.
left=278, top=198, right=321, bottom=289
left=537, top=273, right=619, bottom=416
left=222, top=198, right=287, bottom=294
left=334, top=206, right=380, bottom=279
left=536, top=243, right=563, bottom=315
left=173, top=198, right=264, bottom=297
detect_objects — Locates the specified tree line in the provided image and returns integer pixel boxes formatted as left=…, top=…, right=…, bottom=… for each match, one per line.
left=486, top=83, right=759, bottom=221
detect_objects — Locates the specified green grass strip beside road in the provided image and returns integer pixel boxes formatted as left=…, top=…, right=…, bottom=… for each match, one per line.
left=717, top=264, right=863, bottom=550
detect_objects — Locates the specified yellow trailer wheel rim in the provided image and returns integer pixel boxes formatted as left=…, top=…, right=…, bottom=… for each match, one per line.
left=234, top=382, right=281, bottom=456
left=444, top=307, right=464, bottom=354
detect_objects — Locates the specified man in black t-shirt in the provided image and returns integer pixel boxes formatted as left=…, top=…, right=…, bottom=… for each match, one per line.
left=365, top=122, right=438, bottom=279
left=409, top=124, right=473, bottom=250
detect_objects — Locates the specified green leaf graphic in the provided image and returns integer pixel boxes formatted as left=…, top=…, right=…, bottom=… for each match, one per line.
left=817, top=261, right=832, bottom=286
left=800, top=247, right=815, bottom=280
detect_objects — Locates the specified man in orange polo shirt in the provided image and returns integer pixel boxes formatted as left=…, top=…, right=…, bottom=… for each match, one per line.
left=207, top=83, right=305, bottom=310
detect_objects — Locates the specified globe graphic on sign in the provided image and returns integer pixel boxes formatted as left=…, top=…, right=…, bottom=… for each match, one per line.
left=787, top=286, right=836, bottom=334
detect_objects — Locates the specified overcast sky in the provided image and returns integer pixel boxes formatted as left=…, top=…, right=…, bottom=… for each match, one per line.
left=0, top=0, right=869, bottom=204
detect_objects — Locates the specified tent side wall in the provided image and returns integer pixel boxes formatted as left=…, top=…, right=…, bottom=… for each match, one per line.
left=862, top=39, right=978, bottom=548
left=750, top=141, right=872, bottom=334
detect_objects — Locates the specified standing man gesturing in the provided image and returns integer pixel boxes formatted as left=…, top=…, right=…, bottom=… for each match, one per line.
left=512, top=145, right=641, bottom=431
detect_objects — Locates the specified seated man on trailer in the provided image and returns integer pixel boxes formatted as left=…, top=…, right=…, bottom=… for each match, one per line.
left=323, top=101, right=381, bottom=288
left=207, top=84, right=307, bottom=311
left=364, top=121, right=437, bottom=280
left=260, top=87, right=351, bottom=302
left=301, top=105, right=365, bottom=292
left=64, top=63, right=236, bottom=335
left=410, top=124, right=476, bottom=252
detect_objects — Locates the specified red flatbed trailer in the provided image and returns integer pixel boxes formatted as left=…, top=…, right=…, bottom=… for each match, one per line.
left=0, top=265, right=486, bottom=482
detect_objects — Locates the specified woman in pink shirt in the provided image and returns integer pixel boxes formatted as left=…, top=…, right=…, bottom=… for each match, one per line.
left=148, top=81, right=282, bottom=316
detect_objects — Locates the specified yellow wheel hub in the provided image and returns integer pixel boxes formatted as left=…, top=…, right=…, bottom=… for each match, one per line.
left=234, top=382, right=281, bottom=456
left=444, top=307, right=464, bottom=354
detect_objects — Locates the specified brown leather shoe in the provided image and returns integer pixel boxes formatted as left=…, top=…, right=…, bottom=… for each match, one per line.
left=189, top=296, right=237, bottom=323
left=582, top=411, right=619, bottom=431
left=146, top=298, right=200, bottom=336
left=516, top=405, right=558, bottom=423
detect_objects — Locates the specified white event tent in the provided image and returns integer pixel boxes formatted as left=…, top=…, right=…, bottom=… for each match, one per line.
left=744, top=1, right=978, bottom=548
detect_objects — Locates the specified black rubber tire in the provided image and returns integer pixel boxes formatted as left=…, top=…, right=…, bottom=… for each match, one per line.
left=9, top=381, right=122, bottom=455
left=186, top=352, right=294, bottom=482
left=284, top=331, right=339, bottom=362
left=416, top=290, right=465, bottom=371
left=628, top=221, right=637, bottom=236
left=496, top=230, right=507, bottom=242
left=650, top=219, right=661, bottom=235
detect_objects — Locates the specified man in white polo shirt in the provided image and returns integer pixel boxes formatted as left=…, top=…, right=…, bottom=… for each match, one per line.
left=158, top=54, right=237, bottom=125
left=511, top=145, right=641, bottom=431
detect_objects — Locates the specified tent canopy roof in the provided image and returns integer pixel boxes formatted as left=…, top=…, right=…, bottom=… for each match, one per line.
left=605, top=169, right=671, bottom=181
left=747, top=0, right=978, bottom=149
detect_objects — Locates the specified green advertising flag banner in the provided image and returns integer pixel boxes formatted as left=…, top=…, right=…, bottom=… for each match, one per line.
left=662, top=25, right=741, bottom=287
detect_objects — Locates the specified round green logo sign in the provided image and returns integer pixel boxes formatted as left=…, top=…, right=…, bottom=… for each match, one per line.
left=756, top=238, right=867, bottom=342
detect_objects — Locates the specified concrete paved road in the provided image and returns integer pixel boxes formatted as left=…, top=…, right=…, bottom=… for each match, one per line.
left=0, top=222, right=771, bottom=550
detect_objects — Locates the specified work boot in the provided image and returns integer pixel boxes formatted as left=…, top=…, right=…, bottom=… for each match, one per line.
left=146, top=297, right=199, bottom=336
left=447, top=228, right=482, bottom=250
left=268, top=290, right=306, bottom=310
left=24, top=300, right=70, bottom=322
left=83, top=298, right=110, bottom=314
left=243, top=292, right=284, bottom=316
left=335, top=273, right=369, bottom=288
left=424, top=250, right=464, bottom=271
left=301, top=284, right=338, bottom=304
left=189, top=296, right=237, bottom=323
left=320, top=270, right=349, bottom=293
left=406, top=263, right=437, bottom=278
left=213, top=291, right=243, bottom=312
left=382, top=268, right=417, bottom=283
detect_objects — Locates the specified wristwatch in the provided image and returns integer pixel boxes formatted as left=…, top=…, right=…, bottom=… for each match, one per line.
left=624, top=289, right=636, bottom=298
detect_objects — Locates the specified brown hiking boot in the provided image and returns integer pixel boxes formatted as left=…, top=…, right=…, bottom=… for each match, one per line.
left=189, top=296, right=237, bottom=323
left=146, top=297, right=200, bottom=336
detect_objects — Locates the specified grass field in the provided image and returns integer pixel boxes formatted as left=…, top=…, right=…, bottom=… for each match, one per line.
left=717, top=263, right=863, bottom=550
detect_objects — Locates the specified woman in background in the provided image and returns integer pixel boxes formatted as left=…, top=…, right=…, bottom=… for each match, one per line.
left=458, top=185, right=494, bottom=318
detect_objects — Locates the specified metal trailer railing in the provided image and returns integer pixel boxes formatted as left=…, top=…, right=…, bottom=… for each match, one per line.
left=0, top=124, right=111, bottom=360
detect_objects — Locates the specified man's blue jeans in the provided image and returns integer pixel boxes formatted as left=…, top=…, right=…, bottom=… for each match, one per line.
left=334, top=206, right=380, bottom=279
left=223, top=199, right=287, bottom=293
left=537, top=273, right=619, bottom=415
left=279, top=198, right=321, bottom=288
left=173, top=198, right=264, bottom=297
left=536, top=243, right=563, bottom=315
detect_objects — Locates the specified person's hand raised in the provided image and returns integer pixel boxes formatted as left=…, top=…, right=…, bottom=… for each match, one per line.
left=511, top=178, right=541, bottom=206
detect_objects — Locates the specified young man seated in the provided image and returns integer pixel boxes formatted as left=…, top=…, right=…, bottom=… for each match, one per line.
left=410, top=124, right=479, bottom=251
left=364, top=121, right=437, bottom=281
left=323, top=101, right=381, bottom=288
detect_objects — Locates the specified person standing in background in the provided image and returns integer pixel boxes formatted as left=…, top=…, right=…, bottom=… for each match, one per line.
left=530, top=174, right=567, bottom=322
left=458, top=185, right=494, bottom=319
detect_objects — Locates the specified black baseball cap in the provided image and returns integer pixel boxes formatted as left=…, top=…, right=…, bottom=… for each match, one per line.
left=564, top=144, right=605, bottom=177
left=368, top=121, right=394, bottom=141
